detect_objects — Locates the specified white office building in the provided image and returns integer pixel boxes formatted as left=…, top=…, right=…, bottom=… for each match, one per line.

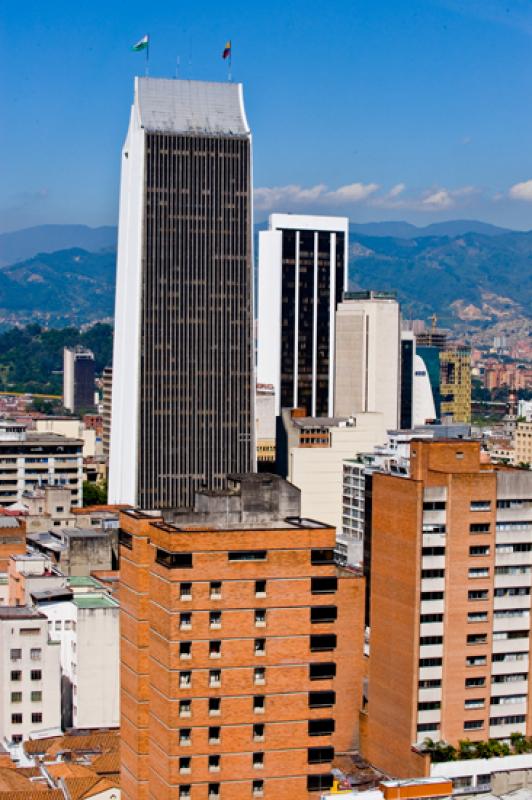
left=257, top=214, right=349, bottom=417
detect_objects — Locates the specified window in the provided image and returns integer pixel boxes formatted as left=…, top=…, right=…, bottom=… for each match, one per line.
left=423, top=501, right=446, bottom=511
left=180, top=671, right=192, bottom=688
left=10, top=671, right=21, bottom=681
left=255, top=638, right=265, bottom=655
left=254, top=667, right=266, bottom=685
left=466, top=677, right=486, bottom=688
left=420, top=636, right=443, bottom=646
left=180, top=729, right=191, bottom=746
left=255, top=609, right=266, bottom=627
left=469, top=568, right=489, bottom=578
left=422, top=546, right=445, bottom=556
left=253, top=696, right=265, bottom=713
left=253, top=780, right=264, bottom=797
left=180, top=613, right=192, bottom=630
left=490, top=714, right=526, bottom=726
left=464, top=720, right=483, bottom=730
left=156, top=549, right=193, bottom=568
left=30, top=648, right=41, bottom=661
left=31, top=670, right=41, bottom=681
left=179, top=787, right=191, bottom=800
left=492, top=673, right=527, bottom=684
left=308, top=691, right=335, bottom=708
left=470, top=545, right=490, bottom=556
left=466, top=655, right=487, bottom=666
left=421, top=569, right=445, bottom=579
left=208, top=726, right=220, bottom=744
left=253, top=752, right=264, bottom=769
left=419, top=657, right=442, bottom=667
left=420, top=613, right=444, bottom=624
left=31, top=691, right=42, bottom=702
left=210, top=612, right=222, bottom=629
left=308, top=718, right=335, bottom=737
left=253, top=723, right=265, bottom=741
left=180, top=642, right=192, bottom=660
left=307, top=775, right=334, bottom=792
left=417, top=722, right=440, bottom=733
left=467, top=633, right=487, bottom=645
left=495, top=587, right=530, bottom=597
left=311, top=576, right=337, bottom=594
left=468, top=612, right=488, bottom=623
left=418, top=701, right=440, bottom=711
left=491, top=694, right=527, bottom=705
left=208, top=755, right=220, bottom=772
left=208, top=784, right=220, bottom=800
left=310, top=606, right=337, bottom=624
left=209, top=670, right=221, bottom=687
left=471, top=501, right=491, bottom=511
left=10, top=649, right=21, bottom=661
left=119, top=529, right=133, bottom=549
left=210, top=640, right=221, bottom=658
left=179, top=757, right=191, bottom=774
left=11, top=692, right=22, bottom=703
left=310, top=634, right=337, bottom=652
left=418, top=679, right=442, bottom=688
left=255, top=580, right=266, bottom=597
left=12, top=735, right=22, bottom=744
left=470, top=523, right=490, bottom=533
left=228, top=550, right=267, bottom=561
left=311, top=549, right=335, bottom=565
left=468, top=590, right=488, bottom=600
left=210, top=581, right=222, bottom=599
left=180, top=582, right=192, bottom=600
left=309, top=662, right=336, bottom=680
left=209, top=698, right=221, bottom=716
left=421, top=591, right=444, bottom=601
left=55, top=620, right=61, bottom=630
left=11, top=713, right=22, bottom=724
left=465, top=699, right=484, bottom=709
left=179, top=700, right=191, bottom=718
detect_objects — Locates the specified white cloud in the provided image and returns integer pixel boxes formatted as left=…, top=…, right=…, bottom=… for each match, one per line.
left=388, top=183, right=406, bottom=198
left=254, top=181, right=378, bottom=211
left=509, top=180, right=532, bottom=202
left=422, top=189, right=454, bottom=209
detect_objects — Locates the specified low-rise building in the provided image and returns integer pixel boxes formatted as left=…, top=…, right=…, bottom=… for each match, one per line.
left=0, top=421, right=83, bottom=507
left=514, top=422, right=532, bottom=467
left=0, top=606, right=61, bottom=748
left=27, top=527, right=118, bottom=576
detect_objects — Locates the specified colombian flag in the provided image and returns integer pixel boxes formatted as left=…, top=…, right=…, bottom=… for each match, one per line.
left=222, top=40, right=231, bottom=60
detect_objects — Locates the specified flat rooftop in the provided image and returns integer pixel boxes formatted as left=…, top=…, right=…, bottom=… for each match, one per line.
left=0, top=606, right=46, bottom=620
left=72, top=595, right=118, bottom=610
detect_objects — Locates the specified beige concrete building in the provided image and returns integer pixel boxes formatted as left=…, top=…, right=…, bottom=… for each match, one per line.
left=35, top=417, right=99, bottom=458
left=279, top=408, right=387, bottom=530
left=334, top=291, right=400, bottom=430
left=515, top=422, right=532, bottom=467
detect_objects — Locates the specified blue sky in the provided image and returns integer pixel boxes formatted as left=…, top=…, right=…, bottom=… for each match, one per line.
left=2, top=0, right=532, bottom=231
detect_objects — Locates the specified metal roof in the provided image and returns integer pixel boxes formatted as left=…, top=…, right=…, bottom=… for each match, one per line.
left=135, top=77, right=250, bottom=136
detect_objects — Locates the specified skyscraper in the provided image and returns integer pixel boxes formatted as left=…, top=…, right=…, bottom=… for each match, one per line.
left=257, top=214, right=348, bottom=418
left=63, top=346, right=95, bottom=413
left=109, top=78, right=255, bottom=508
left=334, top=290, right=400, bottom=429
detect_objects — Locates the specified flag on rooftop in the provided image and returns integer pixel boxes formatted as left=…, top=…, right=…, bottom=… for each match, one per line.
left=132, top=35, right=149, bottom=52
left=222, top=40, right=231, bottom=60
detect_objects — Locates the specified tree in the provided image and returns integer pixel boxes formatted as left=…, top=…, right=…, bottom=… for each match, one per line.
left=82, top=480, right=108, bottom=506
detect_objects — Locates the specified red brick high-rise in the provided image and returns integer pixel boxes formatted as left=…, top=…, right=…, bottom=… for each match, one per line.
left=119, top=474, right=364, bottom=799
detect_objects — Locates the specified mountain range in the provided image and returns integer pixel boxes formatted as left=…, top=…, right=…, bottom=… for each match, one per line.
left=0, top=222, right=530, bottom=331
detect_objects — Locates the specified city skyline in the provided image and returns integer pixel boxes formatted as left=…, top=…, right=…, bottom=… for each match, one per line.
left=3, top=0, right=532, bottom=233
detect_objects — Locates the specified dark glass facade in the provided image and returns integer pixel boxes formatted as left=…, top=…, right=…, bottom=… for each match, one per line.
left=138, top=131, right=253, bottom=509
left=279, top=228, right=345, bottom=417
left=400, top=338, right=413, bottom=429
left=73, top=357, right=95, bottom=413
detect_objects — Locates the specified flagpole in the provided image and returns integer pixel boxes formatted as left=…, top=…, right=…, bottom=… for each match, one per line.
left=146, top=34, right=149, bottom=76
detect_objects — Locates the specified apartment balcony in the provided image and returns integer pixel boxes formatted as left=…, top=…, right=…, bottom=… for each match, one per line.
left=493, top=614, right=530, bottom=632
left=418, top=666, right=443, bottom=682
left=421, top=556, right=446, bottom=571
left=494, top=574, right=532, bottom=590
left=491, top=637, right=529, bottom=654
left=496, top=529, right=532, bottom=546
left=491, top=657, right=529, bottom=675
left=420, top=622, right=444, bottom=638
left=489, top=721, right=526, bottom=739
left=490, top=679, right=528, bottom=696
left=417, top=709, right=441, bottom=725
left=419, top=644, right=444, bottom=659
left=423, top=533, right=446, bottom=548
left=420, top=600, right=445, bottom=615
left=495, top=551, right=532, bottom=567
left=493, top=595, right=532, bottom=612
left=421, top=578, right=445, bottom=593
left=418, top=687, right=442, bottom=704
